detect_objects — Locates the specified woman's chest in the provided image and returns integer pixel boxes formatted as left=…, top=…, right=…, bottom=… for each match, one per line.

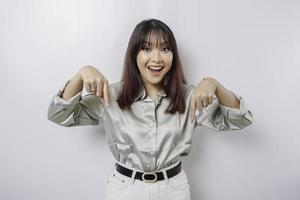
left=104, top=100, right=186, bottom=148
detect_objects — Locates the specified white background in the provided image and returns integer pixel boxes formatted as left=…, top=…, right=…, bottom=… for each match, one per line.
left=1, top=0, right=299, bottom=199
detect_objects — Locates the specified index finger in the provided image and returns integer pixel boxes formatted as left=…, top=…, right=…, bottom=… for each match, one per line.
left=189, top=97, right=196, bottom=123
left=103, top=81, right=110, bottom=106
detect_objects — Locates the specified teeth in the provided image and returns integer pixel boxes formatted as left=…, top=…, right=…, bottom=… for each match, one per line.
left=148, top=66, right=163, bottom=70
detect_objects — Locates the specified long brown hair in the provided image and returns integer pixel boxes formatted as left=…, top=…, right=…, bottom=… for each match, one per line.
left=117, top=19, right=187, bottom=114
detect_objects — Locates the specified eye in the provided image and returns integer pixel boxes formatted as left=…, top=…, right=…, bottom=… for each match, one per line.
left=142, top=47, right=151, bottom=52
left=161, top=47, right=170, bottom=53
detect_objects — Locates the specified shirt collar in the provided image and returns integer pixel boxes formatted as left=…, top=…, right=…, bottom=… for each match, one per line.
left=134, top=85, right=167, bottom=102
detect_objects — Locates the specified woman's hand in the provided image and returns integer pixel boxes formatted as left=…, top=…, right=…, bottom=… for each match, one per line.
left=189, top=77, right=219, bottom=123
left=78, top=65, right=111, bottom=106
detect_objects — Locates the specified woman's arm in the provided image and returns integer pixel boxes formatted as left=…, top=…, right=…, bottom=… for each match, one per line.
left=47, top=65, right=109, bottom=127
left=211, top=78, right=240, bottom=109
left=189, top=77, right=253, bottom=131
left=61, top=72, right=83, bottom=101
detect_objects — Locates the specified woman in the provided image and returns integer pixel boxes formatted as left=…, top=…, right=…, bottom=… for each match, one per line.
left=47, top=18, right=253, bottom=200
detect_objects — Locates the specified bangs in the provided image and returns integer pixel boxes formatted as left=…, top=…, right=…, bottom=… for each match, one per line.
left=139, top=29, right=171, bottom=50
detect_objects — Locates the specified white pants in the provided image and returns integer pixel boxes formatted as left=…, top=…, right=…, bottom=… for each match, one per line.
left=105, top=161, right=191, bottom=200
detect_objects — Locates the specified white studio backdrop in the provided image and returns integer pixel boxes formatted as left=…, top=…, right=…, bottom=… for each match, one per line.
left=0, top=0, right=299, bottom=199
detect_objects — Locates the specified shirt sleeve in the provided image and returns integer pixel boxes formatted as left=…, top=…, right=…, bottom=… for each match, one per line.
left=195, top=90, right=253, bottom=131
left=47, top=80, right=104, bottom=127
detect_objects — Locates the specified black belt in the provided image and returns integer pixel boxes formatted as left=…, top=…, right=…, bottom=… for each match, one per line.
left=115, top=161, right=182, bottom=183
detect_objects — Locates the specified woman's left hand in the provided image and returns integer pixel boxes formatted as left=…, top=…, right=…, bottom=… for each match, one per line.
left=189, top=77, right=219, bottom=123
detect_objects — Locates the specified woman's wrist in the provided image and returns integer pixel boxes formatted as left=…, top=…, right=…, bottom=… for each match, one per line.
left=201, top=77, right=220, bottom=92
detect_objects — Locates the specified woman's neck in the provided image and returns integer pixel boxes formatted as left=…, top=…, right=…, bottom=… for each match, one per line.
left=143, top=82, right=162, bottom=100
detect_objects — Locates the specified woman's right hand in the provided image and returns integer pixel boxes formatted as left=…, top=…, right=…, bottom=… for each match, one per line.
left=78, top=65, right=110, bottom=106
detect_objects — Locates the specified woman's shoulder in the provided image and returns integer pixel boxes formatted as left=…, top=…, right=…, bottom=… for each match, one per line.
left=108, top=80, right=123, bottom=100
left=182, top=82, right=193, bottom=88
left=109, top=80, right=123, bottom=88
left=182, top=82, right=194, bottom=93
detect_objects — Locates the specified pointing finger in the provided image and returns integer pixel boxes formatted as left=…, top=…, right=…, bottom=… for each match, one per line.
left=103, top=80, right=110, bottom=106
left=96, top=80, right=102, bottom=97
left=202, top=97, right=208, bottom=107
left=208, top=95, right=213, bottom=105
left=195, top=98, right=203, bottom=111
left=189, top=97, right=196, bottom=123
left=90, top=81, right=96, bottom=94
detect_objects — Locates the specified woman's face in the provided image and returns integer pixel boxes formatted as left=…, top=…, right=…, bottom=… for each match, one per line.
left=136, top=34, right=173, bottom=90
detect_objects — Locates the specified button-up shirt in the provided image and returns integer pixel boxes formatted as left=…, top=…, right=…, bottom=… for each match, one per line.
left=47, top=80, right=253, bottom=171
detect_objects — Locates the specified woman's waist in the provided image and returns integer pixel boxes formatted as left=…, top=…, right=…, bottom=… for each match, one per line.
left=115, top=159, right=182, bottom=172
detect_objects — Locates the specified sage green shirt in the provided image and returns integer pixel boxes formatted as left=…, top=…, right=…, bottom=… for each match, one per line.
left=47, top=80, right=253, bottom=171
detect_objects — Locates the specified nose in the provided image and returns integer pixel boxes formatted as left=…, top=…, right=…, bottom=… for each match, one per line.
left=151, top=49, right=162, bottom=63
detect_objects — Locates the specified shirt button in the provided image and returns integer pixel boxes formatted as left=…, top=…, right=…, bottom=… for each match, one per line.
left=150, top=151, right=155, bottom=155
left=146, top=159, right=151, bottom=163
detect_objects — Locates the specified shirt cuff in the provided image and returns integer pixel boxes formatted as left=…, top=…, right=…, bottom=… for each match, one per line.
left=219, top=91, right=250, bottom=119
left=53, top=80, right=82, bottom=106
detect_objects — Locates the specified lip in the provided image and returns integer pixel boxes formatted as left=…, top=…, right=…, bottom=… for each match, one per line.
left=147, top=66, right=164, bottom=76
left=147, top=65, right=164, bottom=68
left=147, top=65, right=164, bottom=69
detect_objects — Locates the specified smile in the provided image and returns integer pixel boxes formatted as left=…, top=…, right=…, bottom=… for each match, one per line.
left=147, top=66, right=164, bottom=76
left=147, top=66, right=163, bottom=72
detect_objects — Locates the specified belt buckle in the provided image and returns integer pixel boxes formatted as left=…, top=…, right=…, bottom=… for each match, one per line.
left=142, top=172, right=158, bottom=183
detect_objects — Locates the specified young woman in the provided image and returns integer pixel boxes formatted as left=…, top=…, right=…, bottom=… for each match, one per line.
left=48, top=18, right=253, bottom=200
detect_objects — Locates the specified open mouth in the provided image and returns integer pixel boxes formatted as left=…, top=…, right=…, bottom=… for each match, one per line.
left=147, top=66, right=163, bottom=73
